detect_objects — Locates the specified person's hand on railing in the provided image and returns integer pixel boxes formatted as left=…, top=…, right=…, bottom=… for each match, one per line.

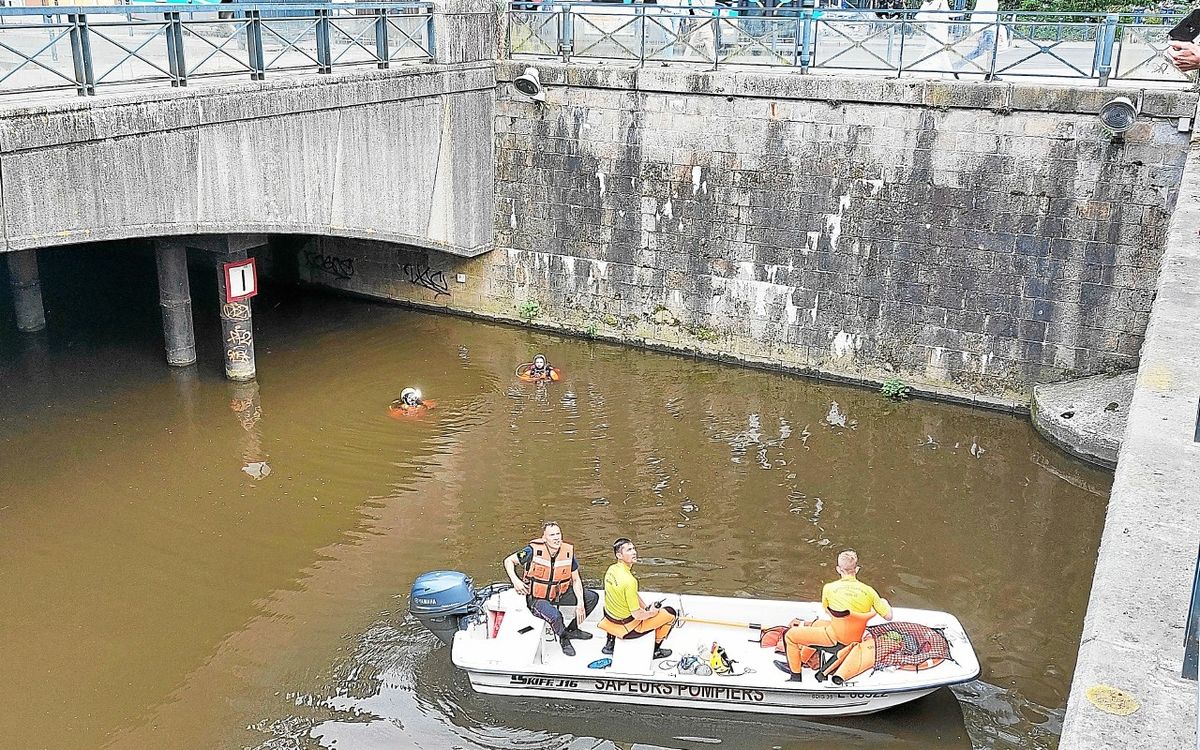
left=1166, top=40, right=1200, bottom=71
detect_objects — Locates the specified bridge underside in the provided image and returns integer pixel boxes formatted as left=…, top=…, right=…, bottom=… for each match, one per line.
left=0, top=65, right=495, bottom=257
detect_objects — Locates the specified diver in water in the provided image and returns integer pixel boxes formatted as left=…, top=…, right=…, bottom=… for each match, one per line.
left=528, top=354, right=552, bottom=379
left=397, top=387, right=424, bottom=409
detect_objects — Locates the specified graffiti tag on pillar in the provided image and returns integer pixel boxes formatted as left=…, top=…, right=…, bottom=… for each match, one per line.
left=222, top=302, right=251, bottom=321
left=227, top=325, right=253, bottom=347
left=304, top=251, right=356, bottom=280
left=227, top=347, right=251, bottom=364
left=402, top=264, right=450, bottom=297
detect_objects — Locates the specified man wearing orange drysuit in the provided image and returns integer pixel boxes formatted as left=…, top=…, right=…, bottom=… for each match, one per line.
left=775, top=549, right=893, bottom=681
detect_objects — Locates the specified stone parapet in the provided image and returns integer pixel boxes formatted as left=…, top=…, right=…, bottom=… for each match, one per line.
left=1059, top=142, right=1200, bottom=749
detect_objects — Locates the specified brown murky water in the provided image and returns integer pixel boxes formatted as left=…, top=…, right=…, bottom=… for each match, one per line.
left=0, top=246, right=1111, bottom=750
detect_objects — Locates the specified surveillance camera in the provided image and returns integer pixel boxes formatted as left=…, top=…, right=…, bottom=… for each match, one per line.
left=513, top=67, right=546, bottom=103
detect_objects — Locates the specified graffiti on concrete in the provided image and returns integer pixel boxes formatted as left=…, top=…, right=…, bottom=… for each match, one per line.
left=227, top=347, right=251, bottom=364
left=403, top=263, right=450, bottom=297
left=226, top=325, right=252, bottom=347
left=221, top=302, right=251, bottom=322
left=304, top=251, right=356, bottom=281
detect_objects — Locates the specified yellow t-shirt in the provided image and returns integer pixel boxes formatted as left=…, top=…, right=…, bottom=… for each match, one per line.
left=603, top=561, right=640, bottom=620
left=821, top=575, right=891, bottom=619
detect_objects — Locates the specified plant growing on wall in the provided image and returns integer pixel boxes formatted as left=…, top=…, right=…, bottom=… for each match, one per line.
left=518, top=299, right=541, bottom=322
left=880, top=377, right=911, bottom=401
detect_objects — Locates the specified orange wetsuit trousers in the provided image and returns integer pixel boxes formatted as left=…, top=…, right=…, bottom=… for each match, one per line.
left=784, top=621, right=839, bottom=673
left=601, top=610, right=677, bottom=643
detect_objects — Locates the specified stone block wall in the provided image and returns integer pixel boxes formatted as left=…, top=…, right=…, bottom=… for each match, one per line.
left=291, top=63, right=1197, bottom=404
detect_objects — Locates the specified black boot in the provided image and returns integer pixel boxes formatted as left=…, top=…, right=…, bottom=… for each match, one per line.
left=560, top=634, right=576, bottom=657
left=773, top=660, right=803, bottom=682
left=565, top=619, right=593, bottom=640
left=652, top=643, right=672, bottom=659
left=601, top=634, right=615, bottom=655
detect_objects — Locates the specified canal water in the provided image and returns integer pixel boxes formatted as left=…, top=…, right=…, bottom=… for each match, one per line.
left=0, top=246, right=1111, bottom=750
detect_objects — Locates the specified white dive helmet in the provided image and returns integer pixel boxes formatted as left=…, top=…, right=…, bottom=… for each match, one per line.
left=400, top=387, right=422, bottom=403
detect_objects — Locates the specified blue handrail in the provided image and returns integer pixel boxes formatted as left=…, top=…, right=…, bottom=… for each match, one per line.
left=0, top=1, right=435, bottom=96
left=506, top=2, right=1191, bottom=85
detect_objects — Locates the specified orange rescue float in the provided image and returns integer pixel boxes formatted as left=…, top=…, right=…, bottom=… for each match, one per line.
left=388, top=399, right=437, bottom=419
left=516, top=363, right=562, bottom=382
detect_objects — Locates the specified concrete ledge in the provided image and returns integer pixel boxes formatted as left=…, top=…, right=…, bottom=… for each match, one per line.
left=496, top=60, right=1198, bottom=118
left=1031, top=371, right=1135, bottom=469
left=0, top=63, right=496, bottom=152
left=1059, top=142, right=1200, bottom=748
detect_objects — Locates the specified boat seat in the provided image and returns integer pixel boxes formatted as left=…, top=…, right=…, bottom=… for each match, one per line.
left=610, top=634, right=655, bottom=675
left=813, top=643, right=852, bottom=682
left=495, top=603, right=549, bottom=666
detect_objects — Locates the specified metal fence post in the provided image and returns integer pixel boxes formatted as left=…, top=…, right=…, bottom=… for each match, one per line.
left=247, top=9, right=265, bottom=80
left=174, top=12, right=188, bottom=86
left=425, top=11, right=436, bottom=61
left=799, top=9, right=814, bottom=74
left=1096, top=12, right=1118, bottom=87
left=711, top=13, right=721, bottom=70
left=559, top=5, right=572, bottom=63
left=985, top=16, right=1000, bottom=80
left=1184, top=541, right=1198, bottom=680
left=165, top=12, right=188, bottom=87
left=316, top=7, right=332, bottom=73
left=67, top=13, right=95, bottom=96
left=639, top=3, right=646, bottom=66
left=375, top=8, right=390, bottom=68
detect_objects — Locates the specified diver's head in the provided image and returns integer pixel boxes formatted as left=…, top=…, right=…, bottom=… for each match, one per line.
left=533, top=354, right=547, bottom=368
left=400, top=387, right=422, bottom=405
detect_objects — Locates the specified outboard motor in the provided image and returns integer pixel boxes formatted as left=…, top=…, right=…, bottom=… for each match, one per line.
left=410, top=570, right=479, bottom=645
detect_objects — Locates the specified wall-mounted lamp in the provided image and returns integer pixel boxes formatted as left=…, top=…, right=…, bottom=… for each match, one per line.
left=513, top=67, right=546, bottom=103
left=1098, top=96, right=1139, bottom=135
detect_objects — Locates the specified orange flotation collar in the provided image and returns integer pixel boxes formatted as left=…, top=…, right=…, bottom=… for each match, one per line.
left=388, top=399, right=437, bottom=419
left=516, top=363, right=561, bottom=382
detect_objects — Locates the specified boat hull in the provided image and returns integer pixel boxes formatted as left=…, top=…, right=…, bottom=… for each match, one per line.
left=464, top=668, right=939, bottom=716
left=448, top=589, right=979, bottom=719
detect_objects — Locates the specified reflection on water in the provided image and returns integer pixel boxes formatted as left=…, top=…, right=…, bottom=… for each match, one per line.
left=0, top=247, right=1110, bottom=750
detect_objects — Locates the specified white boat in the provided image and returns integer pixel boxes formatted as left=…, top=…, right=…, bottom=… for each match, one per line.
left=411, top=571, right=981, bottom=718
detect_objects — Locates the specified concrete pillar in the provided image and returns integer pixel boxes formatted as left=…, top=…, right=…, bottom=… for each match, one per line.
left=6, top=250, right=47, bottom=332
left=154, top=241, right=197, bottom=367
left=216, top=251, right=256, bottom=382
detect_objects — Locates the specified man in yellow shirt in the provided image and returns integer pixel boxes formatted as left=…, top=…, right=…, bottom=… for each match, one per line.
left=776, top=549, right=893, bottom=681
left=598, top=537, right=677, bottom=659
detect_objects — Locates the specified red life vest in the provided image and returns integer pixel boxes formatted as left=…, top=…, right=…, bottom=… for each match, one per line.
left=523, top=540, right=574, bottom=601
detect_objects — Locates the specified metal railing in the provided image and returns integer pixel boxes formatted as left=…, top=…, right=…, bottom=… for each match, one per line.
left=0, top=2, right=434, bottom=97
left=508, top=3, right=1193, bottom=86
left=1186, top=541, right=1198, bottom=681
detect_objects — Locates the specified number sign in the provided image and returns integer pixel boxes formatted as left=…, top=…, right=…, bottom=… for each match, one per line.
left=224, top=258, right=258, bottom=303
